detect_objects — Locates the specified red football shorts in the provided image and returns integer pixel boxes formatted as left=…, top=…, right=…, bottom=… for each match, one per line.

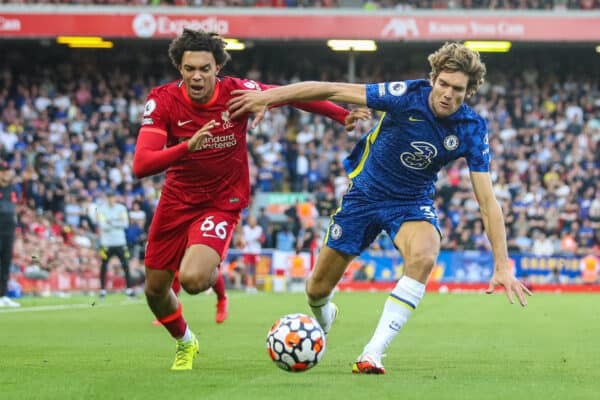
left=242, top=254, right=259, bottom=265
left=145, top=202, right=240, bottom=271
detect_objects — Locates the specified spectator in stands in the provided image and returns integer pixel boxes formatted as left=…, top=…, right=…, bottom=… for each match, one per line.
left=128, top=199, right=147, bottom=228
left=531, top=229, right=556, bottom=256
left=560, top=228, right=578, bottom=255
left=296, top=223, right=316, bottom=253
left=241, top=214, right=264, bottom=292
left=275, top=224, right=297, bottom=251
left=125, top=217, right=146, bottom=261
left=257, top=206, right=272, bottom=248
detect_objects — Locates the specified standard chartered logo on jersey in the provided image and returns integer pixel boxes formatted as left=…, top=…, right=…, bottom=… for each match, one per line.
left=400, top=141, right=437, bottom=170
left=203, top=134, right=237, bottom=150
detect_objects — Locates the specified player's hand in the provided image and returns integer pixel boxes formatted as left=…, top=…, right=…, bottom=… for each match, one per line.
left=485, top=269, right=532, bottom=306
left=187, top=120, right=219, bottom=152
left=228, top=90, right=269, bottom=128
left=345, top=108, right=372, bottom=132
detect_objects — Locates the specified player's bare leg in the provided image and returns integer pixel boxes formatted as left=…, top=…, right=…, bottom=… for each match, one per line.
left=179, top=244, right=221, bottom=294
left=396, top=221, right=440, bottom=283
left=306, top=245, right=354, bottom=334
left=152, top=272, right=181, bottom=326
left=152, top=268, right=228, bottom=324
left=145, top=268, right=178, bottom=321
left=212, top=269, right=228, bottom=323
left=145, top=267, right=198, bottom=370
left=354, top=221, right=439, bottom=374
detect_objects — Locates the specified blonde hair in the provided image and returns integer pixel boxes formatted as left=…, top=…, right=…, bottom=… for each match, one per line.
left=428, top=42, right=486, bottom=96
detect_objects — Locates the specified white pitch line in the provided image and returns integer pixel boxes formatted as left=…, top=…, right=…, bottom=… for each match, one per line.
left=0, top=299, right=145, bottom=314
left=0, top=291, right=261, bottom=314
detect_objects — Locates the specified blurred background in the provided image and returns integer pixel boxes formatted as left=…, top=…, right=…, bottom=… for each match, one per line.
left=0, top=1, right=599, bottom=297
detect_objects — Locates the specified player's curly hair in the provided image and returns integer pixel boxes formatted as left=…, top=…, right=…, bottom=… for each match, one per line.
left=428, top=42, right=486, bottom=96
left=168, top=28, right=231, bottom=69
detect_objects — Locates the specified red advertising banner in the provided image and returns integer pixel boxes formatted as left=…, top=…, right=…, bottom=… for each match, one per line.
left=0, top=11, right=600, bottom=41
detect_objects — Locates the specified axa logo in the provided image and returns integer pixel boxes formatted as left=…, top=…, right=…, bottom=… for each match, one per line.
left=381, top=18, right=420, bottom=38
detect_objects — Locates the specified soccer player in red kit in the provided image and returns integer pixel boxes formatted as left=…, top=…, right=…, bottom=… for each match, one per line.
left=132, top=29, right=368, bottom=370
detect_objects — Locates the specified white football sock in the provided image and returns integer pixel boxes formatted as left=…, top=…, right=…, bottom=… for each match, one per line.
left=363, top=276, right=425, bottom=355
left=179, top=326, right=194, bottom=342
left=307, top=292, right=335, bottom=330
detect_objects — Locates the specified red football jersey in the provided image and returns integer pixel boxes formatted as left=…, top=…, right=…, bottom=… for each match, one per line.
left=137, top=77, right=348, bottom=211
left=141, top=77, right=268, bottom=210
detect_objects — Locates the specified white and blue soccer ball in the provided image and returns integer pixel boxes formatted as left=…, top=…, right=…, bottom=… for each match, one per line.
left=266, top=313, right=326, bottom=372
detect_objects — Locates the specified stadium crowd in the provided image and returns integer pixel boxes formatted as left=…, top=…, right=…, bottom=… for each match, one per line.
left=0, top=45, right=599, bottom=290
left=0, top=0, right=598, bottom=9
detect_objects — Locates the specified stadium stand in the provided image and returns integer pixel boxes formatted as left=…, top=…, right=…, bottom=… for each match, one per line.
left=0, top=36, right=599, bottom=292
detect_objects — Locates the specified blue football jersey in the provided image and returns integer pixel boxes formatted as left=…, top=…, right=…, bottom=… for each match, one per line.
left=343, top=79, right=489, bottom=201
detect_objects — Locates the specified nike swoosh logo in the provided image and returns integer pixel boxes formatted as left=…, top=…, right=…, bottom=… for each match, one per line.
left=177, top=120, right=193, bottom=127
left=408, top=116, right=424, bottom=122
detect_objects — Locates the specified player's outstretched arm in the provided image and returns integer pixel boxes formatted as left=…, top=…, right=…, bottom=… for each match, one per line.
left=228, top=81, right=367, bottom=122
left=470, top=171, right=532, bottom=306
left=287, top=101, right=372, bottom=131
left=486, top=268, right=532, bottom=306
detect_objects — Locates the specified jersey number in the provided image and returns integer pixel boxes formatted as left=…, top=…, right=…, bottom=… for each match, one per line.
left=420, top=206, right=436, bottom=219
left=200, top=216, right=228, bottom=239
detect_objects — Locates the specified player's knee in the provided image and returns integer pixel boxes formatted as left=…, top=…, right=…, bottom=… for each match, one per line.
left=144, top=279, right=170, bottom=299
left=407, top=252, right=437, bottom=276
left=180, top=276, right=211, bottom=295
left=179, top=268, right=216, bottom=295
left=305, top=276, right=332, bottom=301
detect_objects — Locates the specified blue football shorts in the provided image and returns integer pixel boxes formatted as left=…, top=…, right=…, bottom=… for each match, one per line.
left=324, top=185, right=441, bottom=255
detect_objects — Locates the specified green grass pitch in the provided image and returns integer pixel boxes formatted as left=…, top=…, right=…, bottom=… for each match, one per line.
left=1, top=291, right=599, bottom=400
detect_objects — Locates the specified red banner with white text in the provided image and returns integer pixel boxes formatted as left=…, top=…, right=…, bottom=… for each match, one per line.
left=1, top=12, right=600, bottom=41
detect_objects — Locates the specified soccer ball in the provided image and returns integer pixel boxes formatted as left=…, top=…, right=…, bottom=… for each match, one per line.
left=266, top=313, right=326, bottom=372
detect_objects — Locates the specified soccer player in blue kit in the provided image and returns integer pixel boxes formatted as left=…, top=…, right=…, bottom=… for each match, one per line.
left=228, top=42, right=532, bottom=374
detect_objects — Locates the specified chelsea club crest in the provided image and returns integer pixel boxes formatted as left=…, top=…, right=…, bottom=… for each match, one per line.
left=443, top=135, right=459, bottom=151
left=330, top=224, right=342, bottom=240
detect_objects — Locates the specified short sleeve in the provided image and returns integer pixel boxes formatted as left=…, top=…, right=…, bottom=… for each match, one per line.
left=366, top=81, right=411, bottom=113
left=230, top=77, right=269, bottom=92
left=465, top=118, right=490, bottom=172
